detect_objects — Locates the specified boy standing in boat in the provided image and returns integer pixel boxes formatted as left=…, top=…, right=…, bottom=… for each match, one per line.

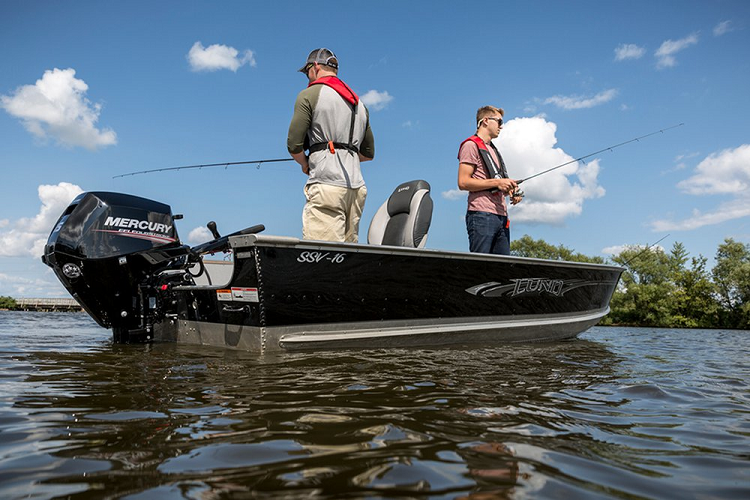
left=457, top=106, right=521, bottom=255
left=287, top=48, right=375, bottom=243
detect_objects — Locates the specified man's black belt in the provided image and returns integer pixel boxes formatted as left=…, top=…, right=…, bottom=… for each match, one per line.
left=308, top=141, right=359, bottom=154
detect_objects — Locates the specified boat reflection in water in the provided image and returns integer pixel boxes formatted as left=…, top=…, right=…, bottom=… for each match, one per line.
left=42, top=181, right=622, bottom=352
left=12, top=329, right=619, bottom=498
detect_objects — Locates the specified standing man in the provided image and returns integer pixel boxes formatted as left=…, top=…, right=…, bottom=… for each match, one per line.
left=287, top=48, right=375, bottom=243
left=457, top=105, right=522, bottom=255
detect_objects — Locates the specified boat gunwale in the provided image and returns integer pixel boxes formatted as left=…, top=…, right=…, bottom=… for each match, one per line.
left=228, top=233, right=625, bottom=273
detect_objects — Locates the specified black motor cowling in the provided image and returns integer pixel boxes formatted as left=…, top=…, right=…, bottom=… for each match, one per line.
left=42, top=192, right=191, bottom=341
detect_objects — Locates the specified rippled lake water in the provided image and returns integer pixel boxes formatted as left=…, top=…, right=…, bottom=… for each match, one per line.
left=0, top=311, right=748, bottom=499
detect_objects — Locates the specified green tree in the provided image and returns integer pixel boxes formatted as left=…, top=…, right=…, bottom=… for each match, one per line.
left=712, top=238, right=750, bottom=329
left=607, top=244, right=674, bottom=326
left=511, top=235, right=604, bottom=263
left=511, top=236, right=741, bottom=329
left=671, top=254, right=720, bottom=328
left=0, top=296, right=17, bottom=309
left=604, top=242, right=716, bottom=327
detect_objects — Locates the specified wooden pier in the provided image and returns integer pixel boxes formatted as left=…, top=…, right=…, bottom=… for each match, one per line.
left=14, top=298, right=83, bottom=312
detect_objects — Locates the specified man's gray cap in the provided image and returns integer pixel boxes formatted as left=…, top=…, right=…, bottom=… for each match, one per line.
left=298, top=48, right=339, bottom=72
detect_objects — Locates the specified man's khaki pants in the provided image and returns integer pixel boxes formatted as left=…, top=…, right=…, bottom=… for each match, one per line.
left=302, top=183, right=367, bottom=243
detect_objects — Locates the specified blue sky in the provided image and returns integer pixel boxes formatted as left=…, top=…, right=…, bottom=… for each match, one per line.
left=1, top=0, right=749, bottom=298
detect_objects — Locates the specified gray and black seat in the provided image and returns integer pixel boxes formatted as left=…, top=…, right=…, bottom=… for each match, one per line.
left=367, top=180, right=433, bottom=248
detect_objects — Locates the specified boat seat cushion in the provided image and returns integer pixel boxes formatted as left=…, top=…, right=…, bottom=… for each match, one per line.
left=368, top=180, right=433, bottom=248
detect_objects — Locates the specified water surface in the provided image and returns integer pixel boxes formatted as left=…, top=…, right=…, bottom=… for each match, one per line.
left=0, top=311, right=748, bottom=499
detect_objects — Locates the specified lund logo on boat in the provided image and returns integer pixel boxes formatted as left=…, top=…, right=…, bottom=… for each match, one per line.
left=511, top=278, right=564, bottom=296
left=466, top=278, right=594, bottom=298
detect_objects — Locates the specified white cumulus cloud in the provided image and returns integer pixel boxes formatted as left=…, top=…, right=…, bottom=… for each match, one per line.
left=188, top=226, right=213, bottom=244
left=187, top=42, right=256, bottom=72
left=361, top=90, right=393, bottom=111
left=602, top=243, right=665, bottom=256
left=676, top=144, right=750, bottom=195
left=0, top=68, right=117, bottom=150
left=0, top=182, right=83, bottom=258
left=445, top=117, right=605, bottom=226
left=441, top=189, right=466, bottom=201
left=614, top=43, right=646, bottom=61
left=502, top=117, right=605, bottom=224
left=650, top=144, right=750, bottom=231
left=713, top=20, right=733, bottom=37
left=0, top=271, right=62, bottom=299
left=543, top=88, right=618, bottom=110
left=655, top=33, right=699, bottom=69
left=651, top=199, right=750, bottom=232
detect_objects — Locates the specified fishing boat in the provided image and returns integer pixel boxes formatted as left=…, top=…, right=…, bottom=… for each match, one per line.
left=41, top=180, right=623, bottom=352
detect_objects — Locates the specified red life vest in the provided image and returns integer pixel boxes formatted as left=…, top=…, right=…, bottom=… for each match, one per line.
left=309, top=76, right=359, bottom=105
left=458, top=135, right=508, bottom=194
left=307, top=76, right=360, bottom=154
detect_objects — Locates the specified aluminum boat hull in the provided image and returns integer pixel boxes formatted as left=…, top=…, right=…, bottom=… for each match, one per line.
left=153, top=234, right=622, bottom=353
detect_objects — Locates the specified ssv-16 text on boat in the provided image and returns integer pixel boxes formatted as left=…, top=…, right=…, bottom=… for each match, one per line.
left=42, top=180, right=623, bottom=352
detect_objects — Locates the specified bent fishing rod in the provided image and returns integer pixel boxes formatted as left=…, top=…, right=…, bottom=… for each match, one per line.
left=517, top=123, right=684, bottom=185
left=113, top=158, right=295, bottom=179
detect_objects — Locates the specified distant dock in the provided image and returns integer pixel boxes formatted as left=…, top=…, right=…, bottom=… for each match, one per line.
left=13, top=298, right=83, bottom=312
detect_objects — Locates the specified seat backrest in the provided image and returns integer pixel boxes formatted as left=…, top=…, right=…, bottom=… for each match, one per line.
left=367, top=180, right=433, bottom=248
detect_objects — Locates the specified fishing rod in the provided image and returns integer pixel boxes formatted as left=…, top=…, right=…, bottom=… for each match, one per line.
left=517, top=123, right=684, bottom=185
left=112, top=158, right=295, bottom=179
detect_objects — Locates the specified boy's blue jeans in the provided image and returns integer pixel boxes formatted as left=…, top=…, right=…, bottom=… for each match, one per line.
left=466, top=211, right=510, bottom=255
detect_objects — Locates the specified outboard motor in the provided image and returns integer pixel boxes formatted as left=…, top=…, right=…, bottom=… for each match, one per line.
left=42, top=192, right=192, bottom=342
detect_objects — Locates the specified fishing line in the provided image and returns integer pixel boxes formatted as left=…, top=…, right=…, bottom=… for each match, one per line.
left=621, top=234, right=671, bottom=267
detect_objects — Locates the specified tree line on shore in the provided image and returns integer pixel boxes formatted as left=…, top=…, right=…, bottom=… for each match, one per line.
left=2, top=237, right=748, bottom=329
left=511, top=235, right=750, bottom=330
left=0, top=296, right=18, bottom=310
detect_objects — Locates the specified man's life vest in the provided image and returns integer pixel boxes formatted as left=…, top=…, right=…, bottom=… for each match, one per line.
left=458, top=135, right=508, bottom=194
left=307, top=76, right=360, bottom=155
